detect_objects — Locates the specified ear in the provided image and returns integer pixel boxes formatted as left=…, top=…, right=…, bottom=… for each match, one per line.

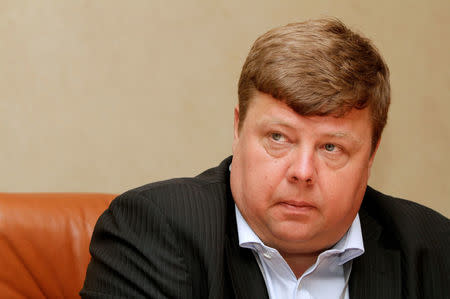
left=232, top=105, right=240, bottom=153
left=368, top=138, right=381, bottom=176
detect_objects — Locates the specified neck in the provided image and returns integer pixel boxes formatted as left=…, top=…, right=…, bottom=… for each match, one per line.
left=280, top=251, right=321, bottom=278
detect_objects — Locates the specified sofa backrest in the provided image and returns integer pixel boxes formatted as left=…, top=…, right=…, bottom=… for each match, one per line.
left=0, top=193, right=116, bottom=298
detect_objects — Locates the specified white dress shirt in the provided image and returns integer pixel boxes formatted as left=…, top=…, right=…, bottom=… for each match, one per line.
left=235, top=205, right=364, bottom=299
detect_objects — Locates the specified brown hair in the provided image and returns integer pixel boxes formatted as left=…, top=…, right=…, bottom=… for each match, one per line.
left=238, top=18, right=390, bottom=151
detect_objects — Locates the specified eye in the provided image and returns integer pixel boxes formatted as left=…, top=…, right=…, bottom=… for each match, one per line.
left=264, top=131, right=291, bottom=157
left=324, top=143, right=336, bottom=152
left=271, top=133, right=284, bottom=142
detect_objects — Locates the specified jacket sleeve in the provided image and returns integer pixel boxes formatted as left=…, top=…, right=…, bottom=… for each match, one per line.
left=80, top=191, right=192, bottom=299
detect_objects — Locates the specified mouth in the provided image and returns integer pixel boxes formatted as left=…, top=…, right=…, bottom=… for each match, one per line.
left=278, top=201, right=316, bottom=213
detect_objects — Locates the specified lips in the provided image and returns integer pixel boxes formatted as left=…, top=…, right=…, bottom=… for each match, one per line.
left=281, top=200, right=315, bottom=208
left=278, top=200, right=316, bottom=214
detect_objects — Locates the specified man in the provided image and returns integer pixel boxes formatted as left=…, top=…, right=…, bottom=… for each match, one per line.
left=81, top=18, right=449, bottom=298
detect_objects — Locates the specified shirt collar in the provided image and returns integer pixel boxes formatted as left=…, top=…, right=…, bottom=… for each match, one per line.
left=235, top=204, right=364, bottom=265
left=235, top=204, right=264, bottom=248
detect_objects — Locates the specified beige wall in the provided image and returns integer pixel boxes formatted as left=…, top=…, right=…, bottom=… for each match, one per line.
left=1, top=0, right=449, bottom=217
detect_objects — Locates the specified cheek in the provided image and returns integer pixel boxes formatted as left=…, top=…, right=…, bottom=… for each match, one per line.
left=239, top=157, right=284, bottom=208
left=240, top=140, right=275, bottom=180
left=318, top=164, right=369, bottom=212
left=233, top=134, right=291, bottom=209
left=242, top=163, right=276, bottom=201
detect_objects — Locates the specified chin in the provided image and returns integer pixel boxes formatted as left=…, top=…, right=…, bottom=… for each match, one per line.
left=273, top=227, right=318, bottom=244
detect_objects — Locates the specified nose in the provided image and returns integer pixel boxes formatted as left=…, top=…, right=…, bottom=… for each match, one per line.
left=286, top=148, right=316, bottom=185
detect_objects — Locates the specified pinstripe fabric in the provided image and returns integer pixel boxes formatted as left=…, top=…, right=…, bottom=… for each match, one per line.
left=349, top=187, right=450, bottom=299
left=81, top=157, right=449, bottom=298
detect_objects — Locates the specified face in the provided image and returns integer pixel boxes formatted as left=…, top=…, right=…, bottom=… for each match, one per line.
left=230, top=92, right=378, bottom=255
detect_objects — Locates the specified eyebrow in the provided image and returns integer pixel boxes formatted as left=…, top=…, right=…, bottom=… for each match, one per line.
left=258, top=118, right=364, bottom=145
left=257, top=118, right=294, bottom=128
left=322, top=132, right=363, bottom=145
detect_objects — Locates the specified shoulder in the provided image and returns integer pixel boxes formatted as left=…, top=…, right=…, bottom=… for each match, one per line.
left=83, top=158, right=234, bottom=298
left=363, top=186, right=449, bottom=227
left=108, top=156, right=233, bottom=236
left=362, top=186, right=449, bottom=248
left=354, top=187, right=449, bottom=298
left=117, top=156, right=231, bottom=207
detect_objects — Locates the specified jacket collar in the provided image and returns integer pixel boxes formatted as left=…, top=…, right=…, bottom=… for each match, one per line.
left=349, top=191, right=402, bottom=298
left=221, top=157, right=269, bottom=299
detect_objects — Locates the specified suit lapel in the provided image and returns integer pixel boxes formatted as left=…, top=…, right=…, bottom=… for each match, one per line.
left=225, top=235, right=269, bottom=299
left=349, top=205, right=402, bottom=299
left=223, top=177, right=269, bottom=299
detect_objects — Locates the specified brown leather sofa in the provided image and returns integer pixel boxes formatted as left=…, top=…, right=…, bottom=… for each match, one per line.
left=0, top=193, right=116, bottom=298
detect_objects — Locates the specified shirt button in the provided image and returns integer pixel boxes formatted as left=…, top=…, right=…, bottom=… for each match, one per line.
left=263, top=252, right=272, bottom=259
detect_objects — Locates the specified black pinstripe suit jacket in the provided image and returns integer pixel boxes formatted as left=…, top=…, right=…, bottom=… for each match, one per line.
left=81, top=156, right=449, bottom=299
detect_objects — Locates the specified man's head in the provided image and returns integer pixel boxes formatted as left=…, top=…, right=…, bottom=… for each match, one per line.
left=238, top=18, right=390, bottom=151
left=230, top=18, right=390, bottom=258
